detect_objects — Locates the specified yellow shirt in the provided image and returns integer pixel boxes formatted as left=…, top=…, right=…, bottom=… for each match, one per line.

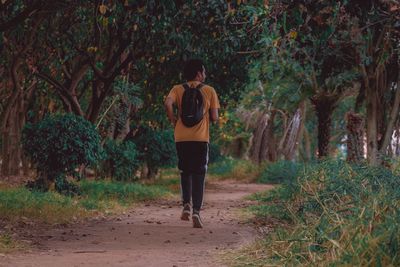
left=167, top=81, right=220, bottom=142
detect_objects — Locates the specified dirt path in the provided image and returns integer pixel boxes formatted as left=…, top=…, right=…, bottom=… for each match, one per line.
left=3, top=181, right=272, bottom=267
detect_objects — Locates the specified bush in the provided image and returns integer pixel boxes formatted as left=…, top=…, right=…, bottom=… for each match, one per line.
left=133, top=126, right=177, bottom=178
left=101, top=139, right=140, bottom=181
left=22, top=113, right=103, bottom=193
left=245, top=160, right=400, bottom=266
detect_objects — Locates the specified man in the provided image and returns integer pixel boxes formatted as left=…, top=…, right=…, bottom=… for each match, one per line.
left=164, top=59, right=220, bottom=228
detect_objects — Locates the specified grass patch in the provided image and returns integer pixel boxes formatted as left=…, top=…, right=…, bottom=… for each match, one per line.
left=154, top=168, right=181, bottom=193
left=0, top=188, right=86, bottom=224
left=208, top=158, right=262, bottom=181
left=0, top=179, right=173, bottom=225
left=79, top=180, right=171, bottom=205
left=229, top=160, right=400, bottom=266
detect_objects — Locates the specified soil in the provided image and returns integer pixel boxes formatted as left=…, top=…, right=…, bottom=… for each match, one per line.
left=2, top=180, right=272, bottom=267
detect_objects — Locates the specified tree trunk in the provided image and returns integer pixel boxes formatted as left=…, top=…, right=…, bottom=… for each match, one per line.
left=1, top=131, right=10, bottom=176
left=395, top=127, right=400, bottom=156
left=259, top=112, right=275, bottom=162
left=346, top=112, right=364, bottom=163
left=249, top=113, right=269, bottom=163
left=311, top=93, right=339, bottom=158
left=281, top=103, right=304, bottom=160
left=362, top=65, right=380, bottom=166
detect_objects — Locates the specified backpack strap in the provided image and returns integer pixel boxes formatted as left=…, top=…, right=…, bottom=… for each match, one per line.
left=182, top=83, right=204, bottom=90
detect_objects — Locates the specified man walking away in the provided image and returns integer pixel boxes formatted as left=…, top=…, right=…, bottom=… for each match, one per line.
left=164, top=59, right=220, bottom=228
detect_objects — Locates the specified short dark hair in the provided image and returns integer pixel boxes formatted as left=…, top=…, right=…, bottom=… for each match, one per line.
left=183, top=59, right=204, bottom=81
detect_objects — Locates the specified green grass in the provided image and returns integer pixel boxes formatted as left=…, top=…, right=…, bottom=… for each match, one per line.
left=229, top=160, right=400, bottom=266
left=79, top=180, right=171, bottom=205
left=0, top=179, right=172, bottom=225
left=0, top=188, right=82, bottom=224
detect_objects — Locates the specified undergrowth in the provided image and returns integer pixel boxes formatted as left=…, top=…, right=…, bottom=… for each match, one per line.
left=230, top=160, right=400, bottom=266
left=258, top=160, right=306, bottom=184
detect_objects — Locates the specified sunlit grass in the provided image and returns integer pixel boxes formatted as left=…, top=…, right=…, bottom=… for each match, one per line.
left=0, top=188, right=87, bottom=224
left=0, top=179, right=173, bottom=225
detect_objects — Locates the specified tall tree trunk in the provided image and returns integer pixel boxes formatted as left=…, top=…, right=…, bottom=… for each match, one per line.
left=379, top=81, right=400, bottom=154
left=311, top=93, right=339, bottom=158
left=249, top=113, right=269, bottom=163
left=259, top=112, right=274, bottom=162
left=346, top=112, right=364, bottom=163
left=281, top=103, right=304, bottom=160
left=362, top=66, right=380, bottom=166
left=1, top=59, right=23, bottom=176
left=1, top=131, right=10, bottom=176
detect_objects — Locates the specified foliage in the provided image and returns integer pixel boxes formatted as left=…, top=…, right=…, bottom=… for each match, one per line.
left=258, top=160, right=304, bottom=184
left=22, top=113, right=103, bottom=192
left=100, top=139, right=140, bottom=181
left=212, top=108, right=253, bottom=159
left=208, top=142, right=223, bottom=164
left=133, top=126, right=177, bottom=177
left=208, top=158, right=261, bottom=181
left=243, top=160, right=400, bottom=266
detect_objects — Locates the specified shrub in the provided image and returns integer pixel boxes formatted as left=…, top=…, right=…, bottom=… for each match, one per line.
left=22, top=113, right=103, bottom=193
left=100, top=139, right=140, bottom=181
left=133, top=126, right=177, bottom=178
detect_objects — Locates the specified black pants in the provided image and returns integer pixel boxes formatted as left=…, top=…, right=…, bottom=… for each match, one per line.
left=176, top=142, right=208, bottom=213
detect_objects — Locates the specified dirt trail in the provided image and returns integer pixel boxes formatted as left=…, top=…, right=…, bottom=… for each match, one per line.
left=3, top=181, right=272, bottom=267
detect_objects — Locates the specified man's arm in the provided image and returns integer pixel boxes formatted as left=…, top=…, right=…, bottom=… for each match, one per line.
left=210, top=108, right=219, bottom=123
left=164, top=96, right=177, bottom=126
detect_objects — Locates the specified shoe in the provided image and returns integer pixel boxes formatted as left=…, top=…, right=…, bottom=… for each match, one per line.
left=180, top=203, right=191, bottom=221
left=192, top=213, right=203, bottom=228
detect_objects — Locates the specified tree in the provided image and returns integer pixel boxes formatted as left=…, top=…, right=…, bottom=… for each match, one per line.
left=347, top=0, right=400, bottom=165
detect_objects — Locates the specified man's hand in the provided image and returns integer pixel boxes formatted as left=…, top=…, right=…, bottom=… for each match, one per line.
left=210, top=108, right=219, bottom=123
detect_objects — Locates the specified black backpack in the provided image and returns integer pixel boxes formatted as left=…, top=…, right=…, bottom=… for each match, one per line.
left=181, top=83, right=204, bottom=127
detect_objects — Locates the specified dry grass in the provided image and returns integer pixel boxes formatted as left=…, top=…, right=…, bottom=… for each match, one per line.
left=224, top=161, right=400, bottom=266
